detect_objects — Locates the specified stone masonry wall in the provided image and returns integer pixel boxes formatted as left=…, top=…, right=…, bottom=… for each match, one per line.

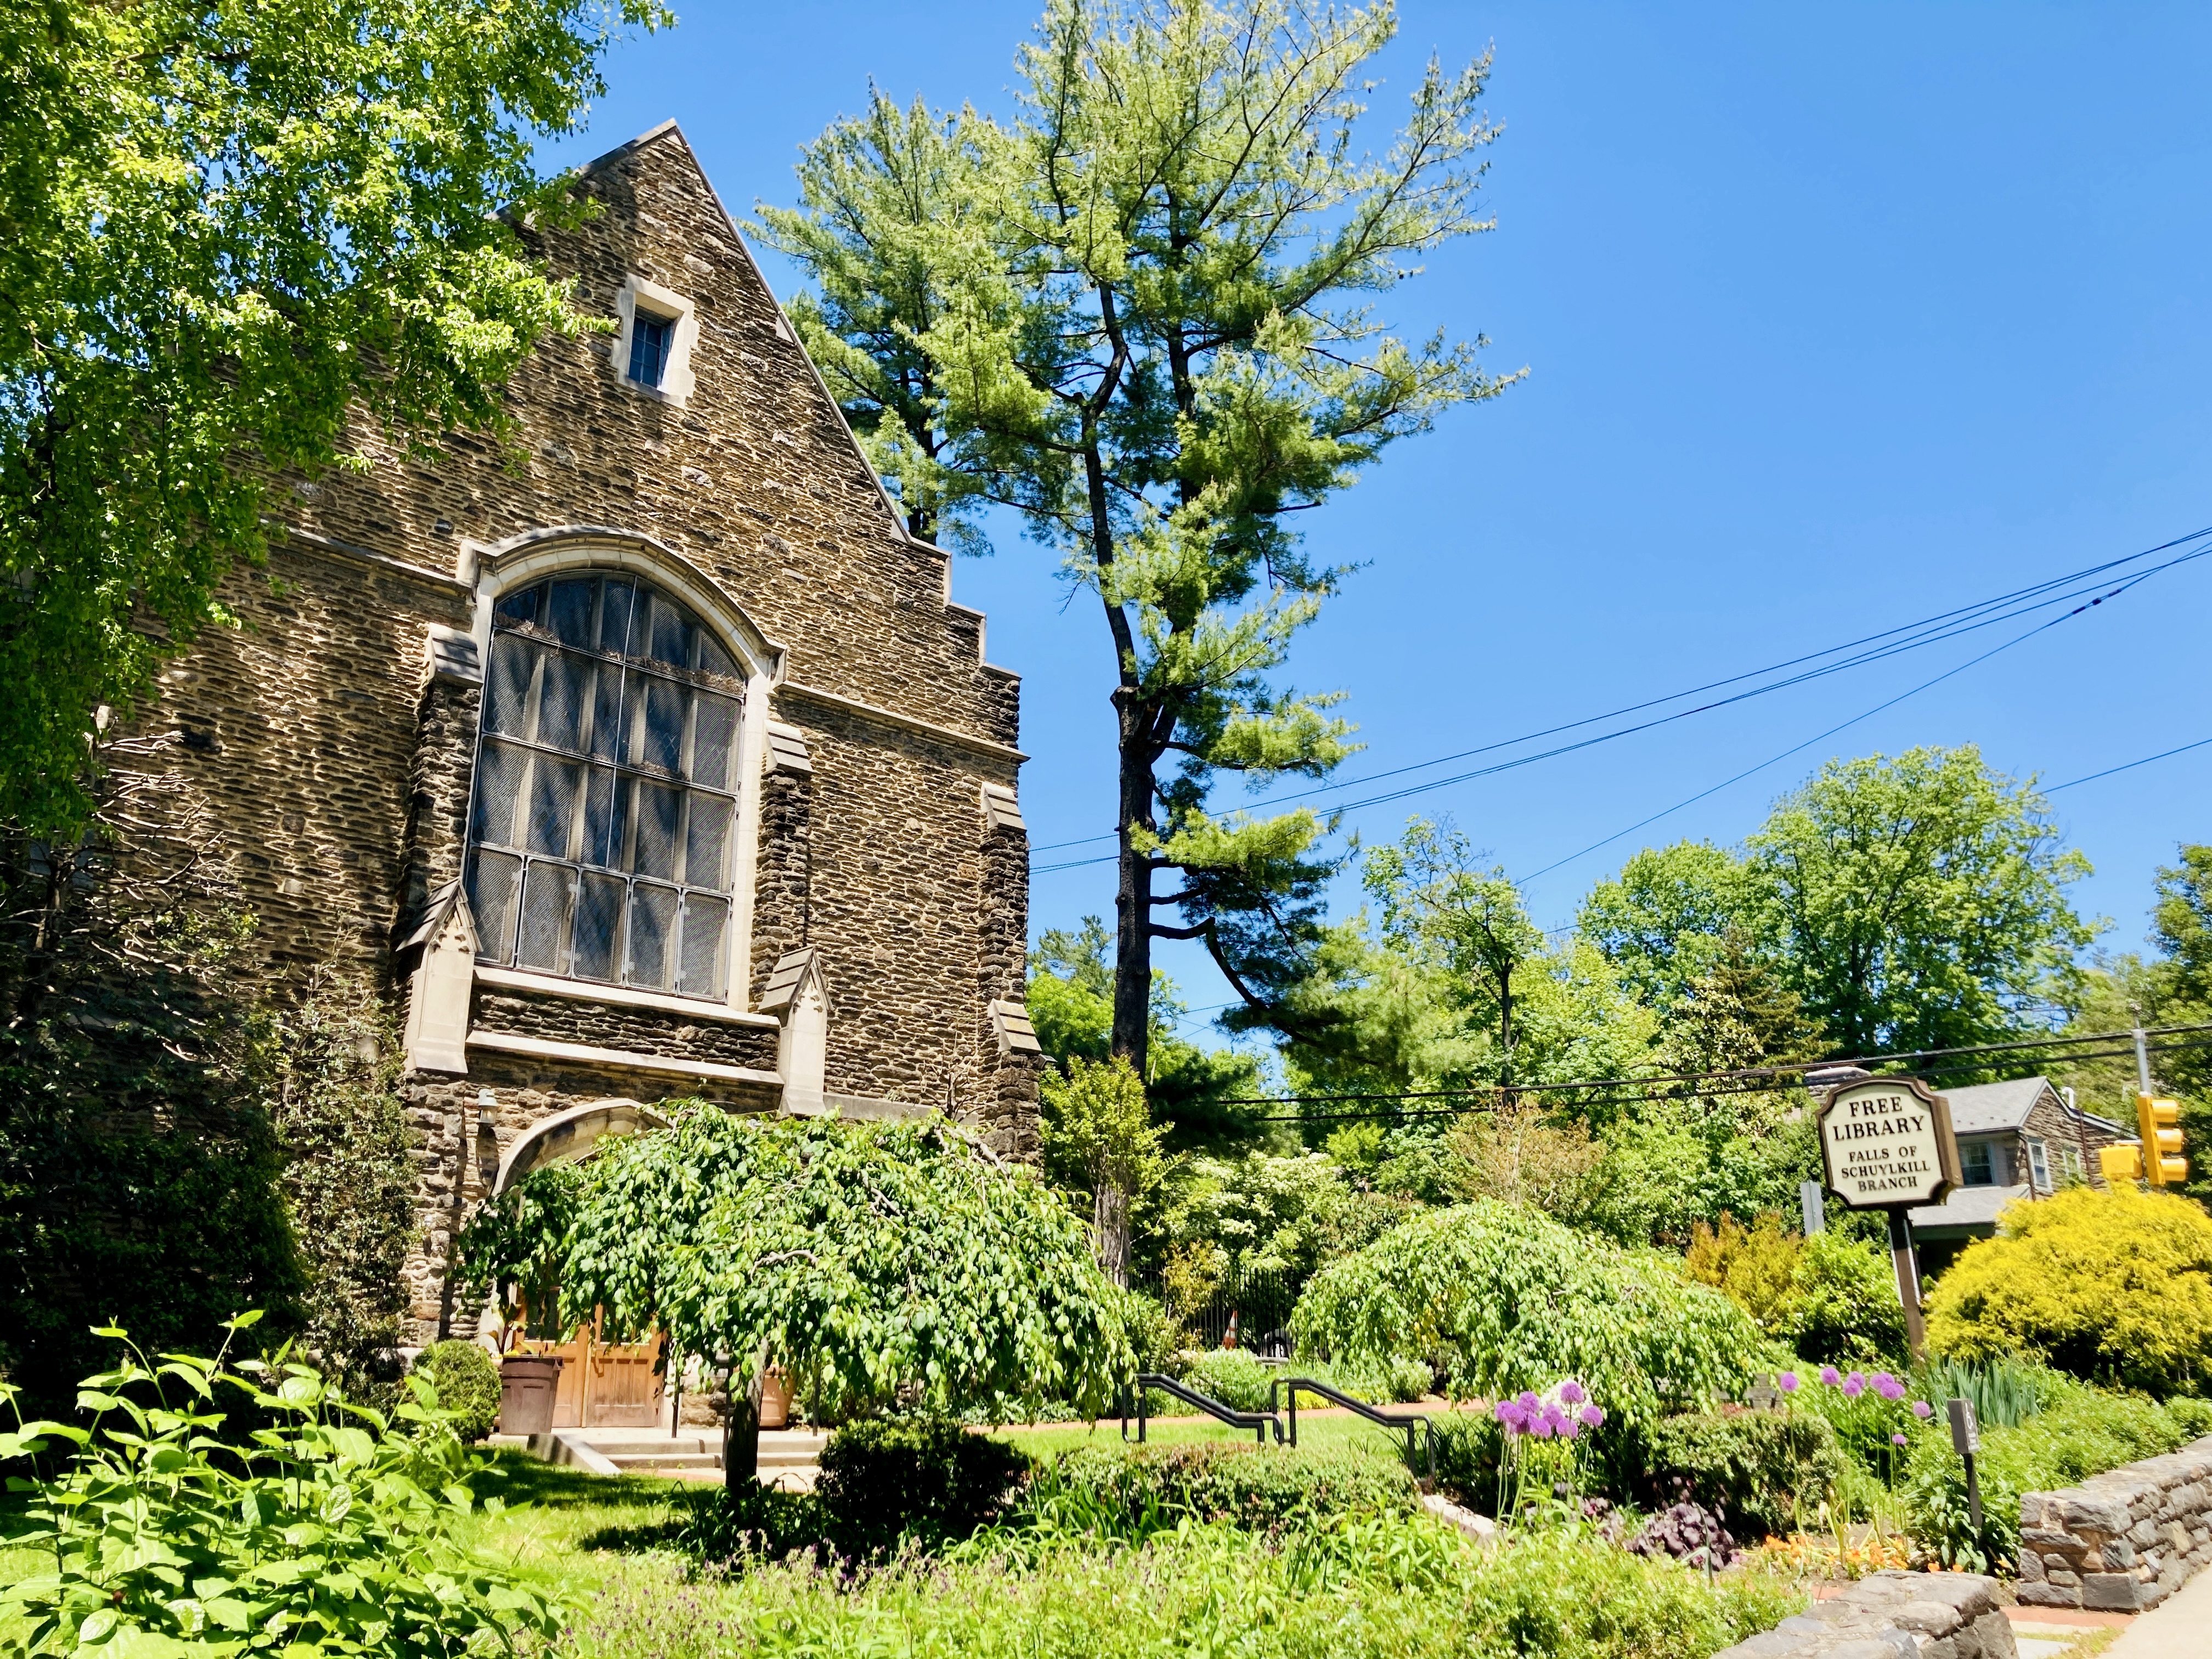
left=131, top=122, right=1042, bottom=1340
left=2018, top=1090, right=2126, bottom=1192
left=2017, top=1435, right=2212, bottom=1612
left=1713, top=1571, right=2016, bottom=1659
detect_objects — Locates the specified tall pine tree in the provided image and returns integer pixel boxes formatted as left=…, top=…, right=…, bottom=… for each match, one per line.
left=761, top=0, right=1515, bottom=1075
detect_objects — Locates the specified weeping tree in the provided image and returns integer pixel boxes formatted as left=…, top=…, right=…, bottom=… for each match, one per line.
left=455, top=1107, right=1130, bottom=1487
left=760, top=0, right=1516, bottom=1076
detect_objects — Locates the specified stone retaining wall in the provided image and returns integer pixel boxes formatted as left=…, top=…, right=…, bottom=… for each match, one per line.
left=1714, top=1571, right=2015, bottom=1659
left=2017, top=1434, right=2212, bottom=1612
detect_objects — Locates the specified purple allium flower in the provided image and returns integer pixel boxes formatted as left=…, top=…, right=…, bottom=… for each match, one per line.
left=1912, top=1400, right=1934, bottom=1419
left=1843, top=1372, right=1865, bottom=1398
left=1874, top=1373, right=1905, bottom=1401
left=1528, top=1411, right=1555, bottom=1440
left=1778, top=1370, right=1799, bottom=1393
left=1519, top=1391, right=1541, bottom=1412
left=1560, top=1380, right=1587, bottom=1406
left=1819, top=1365, right=1841, bottom=1386
left=1892, top=1432, right=1908, bottom=1446
left=1581, top=1404, right=1605, bottom=1429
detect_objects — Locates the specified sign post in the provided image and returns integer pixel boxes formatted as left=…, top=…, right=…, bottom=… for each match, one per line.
left=1816, top=1075, right=1961, bottom=1361
left=1947, top=1397, right=1983, bottom=1539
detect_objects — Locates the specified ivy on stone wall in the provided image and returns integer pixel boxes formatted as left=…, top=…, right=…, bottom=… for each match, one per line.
left=0, top=747, right=418, bottom=1414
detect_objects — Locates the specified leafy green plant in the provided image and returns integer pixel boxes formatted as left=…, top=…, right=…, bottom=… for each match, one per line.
left=1177, top=1348, right=1277, bottom=1412
left=1925, top=1186, right=2212, bottom=1396
left=578, top=1510, right=1798, bottom=1659
left=1292, top=1201, right=1767, bottom=1431
left=0, top=1317, right=560, bottom=1655
left=1903, top=1373, right=2202, bottom=1570
left=1029, top=1442, right=1416, bottom=1540
left=454, top=1107, right=1131, bottom=1483
left=1634, top=1409, right=1845, bottom=1539
left=812, top=1418, right=1033, bottom=1558
left=1913, top=1353, right=2051, bottom=1431
left=414, top=1341, right=501, bottom=1445
left=1786, top=1231, right=1908, bottom=1365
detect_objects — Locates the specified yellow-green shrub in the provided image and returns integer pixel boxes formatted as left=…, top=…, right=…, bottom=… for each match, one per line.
left=1923, top=1186, right=2212, bottom=1395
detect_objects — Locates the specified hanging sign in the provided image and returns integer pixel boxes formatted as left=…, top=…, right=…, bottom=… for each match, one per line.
left=1817, top=1075, right=1961, bottom=1210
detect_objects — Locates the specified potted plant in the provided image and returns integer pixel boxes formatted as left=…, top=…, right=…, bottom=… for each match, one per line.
left=759, top=1364, right=793, bottom=1429
left=499, top=1350, right=563, bottom=1436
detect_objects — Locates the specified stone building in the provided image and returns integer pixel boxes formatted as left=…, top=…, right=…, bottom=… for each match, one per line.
left=138, top=122, right=1043, bottom=1342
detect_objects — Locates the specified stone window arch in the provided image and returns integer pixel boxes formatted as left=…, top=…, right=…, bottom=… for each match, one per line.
left=466, top=571, right=747, bottom=998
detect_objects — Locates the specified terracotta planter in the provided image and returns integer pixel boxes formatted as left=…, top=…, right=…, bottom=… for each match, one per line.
left=499, top=1354, right=563, bottom=1436
left=759, top=1366, right=793, bottom=1430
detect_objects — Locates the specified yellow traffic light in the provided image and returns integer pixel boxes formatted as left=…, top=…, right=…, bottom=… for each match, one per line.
left=2100, top=1142, right=2144, bottom=1184
left=2137, top=1094, right=2188, bottom=1187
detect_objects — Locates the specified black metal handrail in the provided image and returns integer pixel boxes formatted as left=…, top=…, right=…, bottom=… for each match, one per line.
left=1120, top=1372, right=1280, bottom=1444
left=1270, top=1375, right=1435, bottom=1482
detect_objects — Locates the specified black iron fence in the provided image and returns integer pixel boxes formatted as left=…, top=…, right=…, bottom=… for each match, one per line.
left=1138, top=1262, right=1306, bottom=1356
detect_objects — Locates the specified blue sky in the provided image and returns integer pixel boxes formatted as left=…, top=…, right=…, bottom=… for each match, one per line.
left=547, top=2, right=2212, bottom=1031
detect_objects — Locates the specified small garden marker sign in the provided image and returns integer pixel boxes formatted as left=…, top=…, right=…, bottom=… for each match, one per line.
left=1816, top=1075, right=1962, bottom=1358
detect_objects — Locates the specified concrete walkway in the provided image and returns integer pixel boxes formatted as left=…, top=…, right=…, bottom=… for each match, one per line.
left=2102, top=1565, right=2212, bottom=1659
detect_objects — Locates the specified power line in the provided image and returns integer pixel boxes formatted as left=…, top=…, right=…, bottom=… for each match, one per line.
left=2047, top=736, right=2212, bottom=794
left=1251, top=1034, right=2212, bottom=1122
left=1510, top=560, right=2154, bottom=887
left=1212, top=1019, right=2212, bottom=1109
left=1026, top=524, right=2212, bottom=859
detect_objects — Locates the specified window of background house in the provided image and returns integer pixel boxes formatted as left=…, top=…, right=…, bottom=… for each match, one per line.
left=466, top=574, right=743, bottom=999
left=628, top=311, right=674, bottom=388
left=1960, top=1138, right=1994, bottom=1186
left=2025, top=1136, right=2051, bottom=1193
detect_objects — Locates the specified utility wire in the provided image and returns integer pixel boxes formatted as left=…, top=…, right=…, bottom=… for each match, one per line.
left=1028, top=526, right=2212, bottom=859
left=1251, top=1034, right=2212, bottom=1122
left=1511, top=559, right=2158, bottom=886
left=2046, top=736, right=2212, bottom=794
left=1214, top=1019, right=2212, bottom=1108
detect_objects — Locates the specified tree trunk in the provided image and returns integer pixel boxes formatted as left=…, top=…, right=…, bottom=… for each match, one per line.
left=720, top=1340, right=770, bottom=1496
left=1112, top=689, right=1154, bottom=1077
left=1094, top=1179, right=1131, bottom=1290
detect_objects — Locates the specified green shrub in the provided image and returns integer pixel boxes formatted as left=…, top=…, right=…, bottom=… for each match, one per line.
left=1177, top=1347, right=1276, bottom=1411
left=1333, top=1354, right=1435, bottom=1404
left=578, top=1514, right=1799, bottom=1659
left=1292, top=1201, right=1767, bottom=1430
left=1924, top=1186, right=2212, bottom=1396
left=414, top=1339, right=500, bottom=1443
left=1422, top=1410, right=1507, bottom=1509
left=1903, top=1374, right=2202, bottom=1570
left=0, top=1321, right=560, bottom=1655
left=1788, top=1231, right=1908, bottom=1365
left=814, top=1417, right=1033, bottom=1557
left=1032, top=1441, right=1415, bottom=1537
left=1634, top=1409, right=1845, bottom=1539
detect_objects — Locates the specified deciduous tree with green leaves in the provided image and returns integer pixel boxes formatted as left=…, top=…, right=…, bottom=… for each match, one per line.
left=761, top=0, right=1516, bottom=1076
left=1040, top=1054, right=1170, bottom=1286
left=455, top=1107, right=1130, bottom=1486
left=1, top=0, right=663, bottom=835
left=1745, top=746, right=2095, bottom=1054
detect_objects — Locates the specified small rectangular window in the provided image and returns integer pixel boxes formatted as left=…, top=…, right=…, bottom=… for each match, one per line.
left=628, top=312, right=673, bottom=387
left=2025, top=1136, right=2051, bottom=1194
left=1960, top=1139, right=1994, bottom=1186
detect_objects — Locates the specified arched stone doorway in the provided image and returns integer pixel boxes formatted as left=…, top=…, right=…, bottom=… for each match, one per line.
left=492, top=1097, right=672, bottom=1195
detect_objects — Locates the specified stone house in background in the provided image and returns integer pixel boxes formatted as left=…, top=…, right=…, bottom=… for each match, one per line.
left=1908, top=1075, right=2131, bottom=1277
left=137, top=122, right=1044, bottom=1343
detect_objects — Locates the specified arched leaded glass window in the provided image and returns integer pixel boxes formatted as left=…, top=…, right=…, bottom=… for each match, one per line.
left=466, top=573, right=745, bottom=999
